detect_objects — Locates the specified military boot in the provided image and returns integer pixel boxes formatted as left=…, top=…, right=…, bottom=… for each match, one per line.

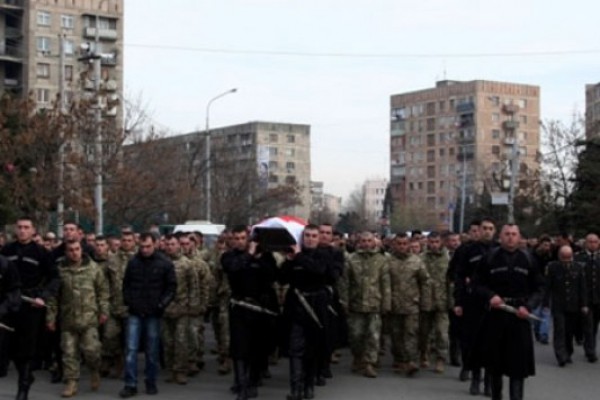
left=218, top=358, right=232, bottom=375
left=406, top=362, right=419, bottom=377
left=286, top=358, right=303, bottom=400
left=90, top=370, right=101, bottom=391
left=188, top=362, right=200, bottom=376
left=509, top=378, right=524, bottom=400
left=491, top=374, right=503, bottom=400
left=420, top=356, right=429, bottom=369
left=363, top=364, right=377, bottom=378
left=470, top=369, right=481, bottom=395
left=61, top=380, right=78, bottom=398
left=483, top=370, right=492, bottom=396
left=174, top=372, right=188, bottom=385
left=434, top=359, right=445, bottom=374
left=393, top=362, right=407, bottom=374
left=16, top=361, right=34, bottom=400
left=351, top=358, right=363, bottom=373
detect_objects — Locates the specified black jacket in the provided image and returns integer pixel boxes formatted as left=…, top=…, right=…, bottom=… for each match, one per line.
left=453, top=240, right=498, bottom=307
left=1, top=240, right=59, bottom=301
left=122, top=251, right=176, bottom=317
left=574, top=251, right=600, bottom=306
left=544, top=260, right=587, bottom=313
left=0, top=255, right=21, bottom=319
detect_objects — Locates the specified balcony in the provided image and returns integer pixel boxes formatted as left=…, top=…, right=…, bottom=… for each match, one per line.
left=458, top=113, right=475, bottom=128
left=456, top=102, right=475, bottom=113
left=100, top=53, right=118, bottom=66
left=0, top=0, right=23, bottom=12
left=503, top=120, right=520, bottom=130
left=0, top=43, right=23, bottom=62
left=83, top=27, right=118, bottom=41
left=4, top=27, right=23, bottom=39
left=391, top=121, right=405, bottom=136
left=502, top=103, right=520, bottom=114
left=4, top=77, right=20, bottom=87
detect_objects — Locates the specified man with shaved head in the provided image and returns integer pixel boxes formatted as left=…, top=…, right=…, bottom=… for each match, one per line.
left=473, top=224, right=544, bottom=400
left=574, top=232, right=600, bottom=363
left=544, top=246, right=588, bottom=367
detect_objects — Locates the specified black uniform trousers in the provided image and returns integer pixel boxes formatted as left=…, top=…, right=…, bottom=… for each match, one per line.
left=552, top=311, right=578, bottom=363
left=583, top=304, right=600, bottom=358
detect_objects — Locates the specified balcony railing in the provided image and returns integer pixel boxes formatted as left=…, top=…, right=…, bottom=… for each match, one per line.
left=83, top=27, right=118, bottom=41
left=0, top=0, right=23, bottom=11
left=456, top=102, right=475, bottom=113
left=503, top=120, right=520, bottom=130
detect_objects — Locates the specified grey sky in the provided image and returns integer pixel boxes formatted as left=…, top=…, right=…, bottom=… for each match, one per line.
left=124, top=0, right=600, bottom=200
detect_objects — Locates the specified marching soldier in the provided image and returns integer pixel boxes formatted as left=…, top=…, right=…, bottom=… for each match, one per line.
left=101, top=231, right=136, bottom=378
left=1, top=217, right=59, bottom=400
left=574, top=232, right=600, bottom=363
left=280, top=224, right=336, bottom=400
left=46, top=240, right=109, bottom=397
left=162, top=235, right=200, bottom=384
left=339, top=231, right=391, bottom=378
left=473, top=224, right=544, bottom=400
left=387, top=233, right=431, bottom=377
left=222, top=226, right=279, bottom=400
left=419, top=232, right=451, bottom=373
left=545, top=246, right=588, bottom=366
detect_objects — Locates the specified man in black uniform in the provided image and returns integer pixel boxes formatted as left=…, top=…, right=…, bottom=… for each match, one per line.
left=473, top=224, right=544, bottom=400
left=0, top=254, right=21, bottom=377
left=1, top=217, right=59, bottom=400
left=221, top=226, right=278, bottom=400
left=453, top=218, right=496, bottom=394
left=280, top=225, right=335, bottom=400
left=574, top=232, right=600, bottom=362
left=545, top=246, right=588, bottom=366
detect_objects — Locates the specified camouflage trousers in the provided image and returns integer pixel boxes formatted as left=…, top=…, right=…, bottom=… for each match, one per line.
left=162, top=317, right=190, bottom=373
left=101, top=315, right=125, bottom=359
left=61, top=327, right=101, bottom=380
left=188, top=316, right=205, bottom=365
left=210, top=299, right=230, bottom=358
left=389, top=313, right=419, bottom=364
left=348, top=312, right=382, bottom=365
left=418, top=310, right=449, bottom=362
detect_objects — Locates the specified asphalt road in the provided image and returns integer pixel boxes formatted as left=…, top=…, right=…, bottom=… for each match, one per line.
left=0, top=333, right=598, bottom=400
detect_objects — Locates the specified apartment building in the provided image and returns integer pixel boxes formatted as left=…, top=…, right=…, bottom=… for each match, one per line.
left=0, top=0, right=123, bottom=120
left=390, top=80, right=540, bottom=228
left=363, top=178, right=388, bottom=224
left=586, top=82, right=600, bottom=138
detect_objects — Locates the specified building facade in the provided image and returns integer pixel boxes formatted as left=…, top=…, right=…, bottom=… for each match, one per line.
left=139, top=121, right=312, bottom=223
left=390, top=80, right=540, bottom=229
left=586, top=82, right=600, bottom=138
left=0, top=0, right=123, bottom=120
left=363, top=178, right=388, bottom=225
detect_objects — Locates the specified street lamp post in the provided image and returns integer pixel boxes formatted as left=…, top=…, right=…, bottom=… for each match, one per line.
left=205, top=88, right=237, bottom=222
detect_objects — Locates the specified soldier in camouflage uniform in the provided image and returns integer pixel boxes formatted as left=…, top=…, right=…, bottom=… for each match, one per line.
left=162, top=235, right=200, bottom=384
left=179, top=233, right=212, bottom=374
left=339, top=232, right=391, bottom=378
left=418, top=232, right=451, bottom=373
left=47, top=240, right=109, bottom=398
left=388, top=233, right=432, bottom=377
left=101, top=232, right=136, bottom=378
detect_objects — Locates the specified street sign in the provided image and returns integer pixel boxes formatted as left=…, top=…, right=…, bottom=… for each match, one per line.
left=491, top=192, right=509, bottom=205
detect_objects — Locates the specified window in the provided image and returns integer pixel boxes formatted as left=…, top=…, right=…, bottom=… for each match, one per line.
left=285, top=175, right=296, bottom=185
left=520, top=147, right=528, bottom=156
left=37, top=11, right=51, bottom=26
left=490, top=96, right=500, bottom=106
left=285, top=148, right=295, bottom=157
left=269, top=133, right=278, bottom=143
left=97, top=17, right=117, bottom=30
left=63, top=39, right=74, bottom=56
left=417, top=120, right=424, bottom=132
left=438, top=132, right=446, bottom=144
left=518, top=131, right=527, bottom=141
left=427, top=134, right=435, bottom=146
left=427, top=150, right=435, bottom=162
left=427, top=166, right=436, bottom=179
left=492, top=129, right=501, bottom=139
left=426, top=118, right=435, bottom=131
left=449, top=148, right=455, bottom=156
left=426, top=102, right=436, bottom=116
left=269, top=175, right=278, bottom=184
left=438, top=100, right=446, bottom=112
left=269, top=147, right=278, bottom=157
left=61, top=15, right=74, bottom=29
left=520, top=115, right=528, bottom=125
left=439, top=148, right=445, bottom=158
left=492, top=113, right=500, bottom=122
left=36, top=37, right=51, bottom=52
left=36, top=88, right=51, bottom=104
left=287, top=135, right=295, bottom=143
left=518, top=99, right=527, bottom=109
left=427, top=197, right=436, bottom=207
left=492, top=146, right=500, bottom=155
left=286, top=162, right=295, bottom=172
left=37, top=63, right=50, bottom=78
left=268, top=161, right=278, bottom=171
left=417, top=182, right=423, bottom=190
left=427, top=181, right=435, bottom=194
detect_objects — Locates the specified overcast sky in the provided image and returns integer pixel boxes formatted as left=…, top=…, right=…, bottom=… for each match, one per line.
left=123, top=0, right=600, bottom=201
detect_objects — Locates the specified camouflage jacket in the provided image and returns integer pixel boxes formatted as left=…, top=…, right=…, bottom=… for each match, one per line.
left=47, top=256, right=109, bottom=330
left=105, top=249, right=135, bottom=318
left=164, top=253, right=200, bottom=318
left=388, top=252, right=432, bottom=314
left=185, top=251, right=213, bottom=315
left=421, top=250, right=452, bottom=311
left=340, top=249, right=391, bottom=314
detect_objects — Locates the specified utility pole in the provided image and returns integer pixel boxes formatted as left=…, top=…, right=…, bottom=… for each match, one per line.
left=57, top=33, right=66, bottom=238
left=458, top=144, right=468, bottom=233
left=505, top=106, right=520, bottom=224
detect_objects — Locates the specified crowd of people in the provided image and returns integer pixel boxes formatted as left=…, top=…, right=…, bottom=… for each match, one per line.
left=0, top=216, right=599, bottom=400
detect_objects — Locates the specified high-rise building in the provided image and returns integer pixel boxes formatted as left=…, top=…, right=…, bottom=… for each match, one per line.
left=1, top=0, right=123, bottom=119
left=390, top=80, right=540, bottom=229
left=586, top=82, right=600, bottom=138
left=363, top=178, right=388, bottom=224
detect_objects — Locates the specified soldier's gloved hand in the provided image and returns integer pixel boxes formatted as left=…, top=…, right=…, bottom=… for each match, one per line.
left=516, top=306, right=530, bottom=320
left=489, top=295, right=503, bottom=309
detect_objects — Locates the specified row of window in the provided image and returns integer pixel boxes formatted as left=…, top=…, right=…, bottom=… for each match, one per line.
left=392, top=142, right=529, bottom=166
left=391, top=113, right=529, bottom=134
left=268, top=175, right=297, bottom=185
left=268, top=133, right=296, bottom=143
left=392, top=129, right=529, bottom=150
left=37, top=11, right=117, bottom=30
left=268, top=161, right=296, bottom=172
left=36, top=63, right=74, bottom=80
left=391, top=97, right=529, bottom=121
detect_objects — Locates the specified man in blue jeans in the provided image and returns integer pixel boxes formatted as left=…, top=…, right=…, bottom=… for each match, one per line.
left=119, top=232, right=176, bottom=398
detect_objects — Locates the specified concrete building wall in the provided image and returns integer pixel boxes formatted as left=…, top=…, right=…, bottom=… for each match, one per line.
left=363, top=178, right=388, bottom=222
left=586, top=83, right=600, bottom=138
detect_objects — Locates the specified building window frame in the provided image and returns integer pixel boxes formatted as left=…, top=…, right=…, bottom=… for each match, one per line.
left=37, top=11, right=51, bottom=26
